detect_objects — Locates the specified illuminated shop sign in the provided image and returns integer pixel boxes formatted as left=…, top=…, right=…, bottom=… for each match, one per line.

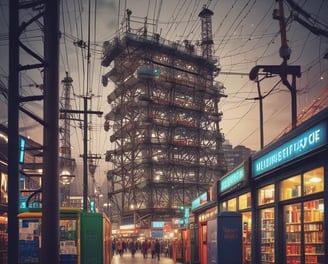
left=19, top=137, right=26, bottom=164
left=253, top=122, right=327, bottom=177
left=118, top=229, right=138, bottom=235
left=152, top=231, right=163, bottom=238
left=219, top=166, right=244, bottom=193
left=191, top=192, right=208, bottom=210
left=151, top=221, right=164, bottom=229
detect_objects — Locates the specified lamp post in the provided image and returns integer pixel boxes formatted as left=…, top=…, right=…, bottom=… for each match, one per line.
left=59, top=157, right=76, bottom=207
left=103, top=203, right=111, bottom=218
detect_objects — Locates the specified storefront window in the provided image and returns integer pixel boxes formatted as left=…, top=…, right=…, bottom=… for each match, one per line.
left=1, top=173, right=8, bottom=203
left=227, top=198, right=237, bottom=211
left=304, top=199, right=324, bottom=222
left=284, top=203, right=301, bottom=264
left=284, top=199, right=324, bottom=264
left=0, top=215, right=8, bottom=256
left=258, top=184, right=274, bottom=205
left=243, top=212, right=252, bottom=263
left=280, top=175, right=301, bottom=200
left=239, top=192, right=251, bottom=210
left=304, top=167, right=324, bottom=196
left=221, top=201, right=227, bottom=211
left=303, top=199, right=324, bottom=263
left=260, top=208, right=274, bottom=263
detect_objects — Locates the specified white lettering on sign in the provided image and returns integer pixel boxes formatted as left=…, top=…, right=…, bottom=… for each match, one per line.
left=253, top=123, right=326, bottom=177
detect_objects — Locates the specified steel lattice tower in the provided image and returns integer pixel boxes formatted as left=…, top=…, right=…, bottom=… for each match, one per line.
left=59, top=72, right=76, bottom=205
left=102, top=7, right=226, bottom=226
left=199, top=7, right=214, bottom=59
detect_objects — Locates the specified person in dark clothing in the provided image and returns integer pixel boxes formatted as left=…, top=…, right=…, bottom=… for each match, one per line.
left=130, top=239, right=137, bottom=257
left=142, top=239, right=149, bottom=259
left=117, top=239, right=123, bottom=256
left=154, top=239, right=161, bottom=261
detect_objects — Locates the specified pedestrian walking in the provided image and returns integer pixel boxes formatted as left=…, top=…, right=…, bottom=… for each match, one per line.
left=151, top=240, right=155, bottom=258
left=117, top=239, right=123, bottom=256
left=130, top=239, right=137, bottom=257
left=173, top=239, right=178, bottom=263
left=155, top=239, right=161, bottom=261
left=142, top=239, right=149, bottom=259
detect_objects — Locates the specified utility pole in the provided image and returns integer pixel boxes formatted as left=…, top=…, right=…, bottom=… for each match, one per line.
left=273, top=0, right=298, bottom=129
left=256, top=80, right=264, bottom=149
left=276, top=0, right=291, bottom=64
left=60, top=99, right=102, bottom=211
left=67, top=0, right=102, bottom=212
left=249, top=0, right=301, bottom=145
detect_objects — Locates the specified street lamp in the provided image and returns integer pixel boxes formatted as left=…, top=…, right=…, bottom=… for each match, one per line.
left=59, top=169, right=75, bottom=185
left=103, top=202, right=111, bottom=217
left=59, top=169, right=75, bottom=207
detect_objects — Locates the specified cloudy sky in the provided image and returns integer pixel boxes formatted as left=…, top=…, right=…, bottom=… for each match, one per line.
left=0, top=0, right=327, bottom=190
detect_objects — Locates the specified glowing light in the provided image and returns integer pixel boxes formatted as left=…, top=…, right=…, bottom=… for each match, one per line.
left=309, top=177, right=321, bottom=183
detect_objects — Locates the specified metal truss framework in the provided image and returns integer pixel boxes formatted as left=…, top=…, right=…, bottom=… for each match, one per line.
left=102, top=9, right=227, bottom=226
left=9, top=1, right=60, bottom=263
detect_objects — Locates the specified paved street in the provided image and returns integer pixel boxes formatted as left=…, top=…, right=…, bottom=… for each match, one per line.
left=111, top=251, right=177, bottom=264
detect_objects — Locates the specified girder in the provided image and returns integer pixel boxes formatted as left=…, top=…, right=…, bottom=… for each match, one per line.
left=102, top=30, right=226, bottom=225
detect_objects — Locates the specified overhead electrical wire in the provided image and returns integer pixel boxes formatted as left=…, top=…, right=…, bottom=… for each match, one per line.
left=217, top=0, right=257, bottom=56
left=178, top=0, right=202, bottom=41
left=1, top=0, right=328, bottom=167
left=213, top=0, right=239, bottom=48
left=162, top=0, right=186, bottom=40
left=217, top=2, right=276, bottom=59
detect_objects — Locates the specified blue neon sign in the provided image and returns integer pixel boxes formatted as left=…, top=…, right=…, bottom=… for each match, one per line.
left=152, top=221, right=165, bottom=228
left=191, top=192, right=208, bottom=210
left=220, top=166, right=244, bottom=193
left=253, top=122, right=327, bottom=177
left=19, top=137, right=26, bottom=164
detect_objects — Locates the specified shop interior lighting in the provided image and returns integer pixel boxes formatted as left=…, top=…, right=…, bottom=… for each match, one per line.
left=309, top=177, right=322, bottom=183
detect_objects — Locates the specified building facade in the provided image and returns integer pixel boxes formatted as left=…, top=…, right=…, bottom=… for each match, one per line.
left=218, top=106, right=328, bottom=264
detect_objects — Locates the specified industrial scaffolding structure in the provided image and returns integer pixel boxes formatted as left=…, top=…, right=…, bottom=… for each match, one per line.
left=59, top=73, right=76, bottom=206
left=101, top=7, right=227, bottom=226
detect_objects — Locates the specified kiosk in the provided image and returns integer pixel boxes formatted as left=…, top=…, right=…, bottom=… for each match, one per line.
left=18, top=208, right=111, bottom=264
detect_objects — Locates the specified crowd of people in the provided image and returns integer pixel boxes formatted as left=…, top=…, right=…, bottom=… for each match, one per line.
left=112, top=238, right=172, bottom=260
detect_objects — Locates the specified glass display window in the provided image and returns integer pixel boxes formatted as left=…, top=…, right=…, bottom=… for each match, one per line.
left=258, top=184, right=274, bottom=205
left=304, top=167, right=324, bottom=196
left=304, top=199, right=324, bottom=223
left=243, top=212, right=252, bottom=263
left=284, top=199, right=324, bottom=264
left=221, top=201, right=227, bottom=211
left=280, top=175, right=301, bottom=200
left=0, top=215, right=8, bottom=252
left=239, top=192, right=251, bottom=210
left=284, top=203, right=302, bottom=264
left=227, top=198, right=237, bottom=211
left=1, top=173, right=8, bottom=203
left=260, top=208, right=274, bottom=263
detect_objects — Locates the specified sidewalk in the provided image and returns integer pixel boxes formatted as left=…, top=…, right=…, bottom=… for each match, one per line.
left=111, top=250, right=177, bottom=264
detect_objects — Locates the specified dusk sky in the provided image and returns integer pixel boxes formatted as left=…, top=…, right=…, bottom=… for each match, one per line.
left=0, top=0, right=327, bottom=190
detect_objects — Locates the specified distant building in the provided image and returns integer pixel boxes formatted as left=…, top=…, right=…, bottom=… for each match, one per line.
left=223, top=140, right=255, bottom=172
